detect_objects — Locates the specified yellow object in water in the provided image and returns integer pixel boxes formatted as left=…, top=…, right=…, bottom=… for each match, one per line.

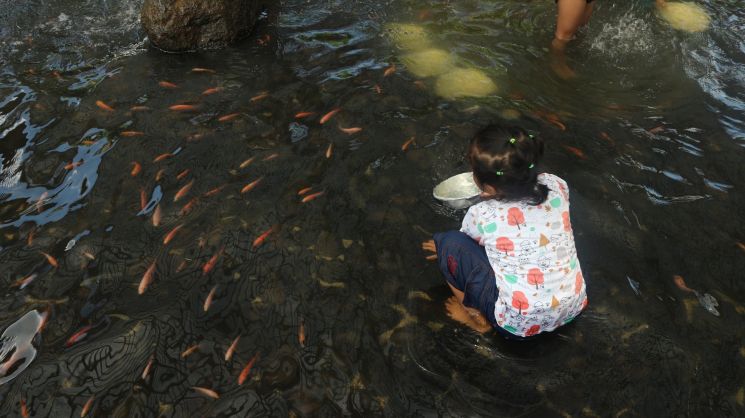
left=400, top=49, right=454, bottom=78
left=659, top=2, right=711, bottom=33
left=384, top=23, right=431, bottom=50
left=435, top=68, right=498, bottom=99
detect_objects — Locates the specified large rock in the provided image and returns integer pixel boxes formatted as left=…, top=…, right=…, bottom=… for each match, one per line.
left=141, top=0, right=263, bottom=52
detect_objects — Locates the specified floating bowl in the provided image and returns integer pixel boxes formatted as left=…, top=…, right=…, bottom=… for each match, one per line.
left=433, top=172, right=481, bottom=209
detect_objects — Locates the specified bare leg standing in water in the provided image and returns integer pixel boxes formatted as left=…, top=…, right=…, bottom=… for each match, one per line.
left=551, top=0, right=595, bottom=79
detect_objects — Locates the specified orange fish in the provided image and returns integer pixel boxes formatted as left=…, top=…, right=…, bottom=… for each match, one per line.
left=237, top=353, right=259, bottom=385
left=155, top=169, right=166, bottom=182
left=181, top=344, right=200, bottom=358
left=338, top=126, right=362, bottom=135
left=169, top=104, right=198, bottom=112
left=202, top=87, right=223, bottom=95
left=384, top=65, right=396, bottom=77
left=320, top=108, right=341, bottom=124
left=301, top=191, right=324, bottom=203
left=298, top=187, right=312, bottom=196
left=153, top=153, right=174, bottom=163
left=141, top=355, right=154, bottom=380
left=738, top=242, right=745, bottom=253
left=82, top=251, right=95, bottom=260
left=202, top=247, right=225, bottom=275
left=163, top=224, right=184, bottom=245
left=138, top=261, right=157, bottom=295
left=174, top=180, right=194, bottom=202
left=158, top=81, right=178, bottom=89
left=176, top=169, right=190, bottom=180
left=192, top=387, right=219, bottom=399
left=40, top=252, right=58, bottom=268
left=64, top=161, right=82, bottom=170
left=649, top=125, right=665, bottom=134
left=176, top=259, right=188, bottom=273
left=121, top=131, right=144, bottom=137
left=95, top=100, right=114, bottom=112
left=218, top=113, right=240, bottom=122
left=66, top=325, right=92, bottom=347
left=401, top=136, right=415, bottom=152
left=130, top=162, right=141, bottom=177
left=252, top=227, right=274, bottom=248
left=241, top=177, right=263, bottom=194
left=239, top=157, right=255, bottom=169
left=203, top=185, right=226, bottom=198
left=192, top=67, right=216, bottom=74
left=179, top=198, right=198, bottom=216
left=250, top=91, right=269, bottom=102
left=225, top=335, right=240, bottom=361
left=295, top=111, right=315, bottom=119
left=81, top=396, right=95, bottom=417
left=20, top=398, right=29, bottom=418
left=152, top=204, right=162, bottom=227
left=12, top=273, right=37, bottom=289
left=673, top=275, right=695, bottom=293
left=130, top=106, right=150, bottom=112
left=140, top=188, right=148, bottom=211
left=263, top=153, right=279, bottom=162
left=27, top=228, right=35, bottom=247
left=187, top=133, right=205, bottom=142
left=257, top=34, right=271, bottom=46
left=203, top=286, right=217, bottom=312
left=298, top=318, right=306, bottom=347
left=599, top=132, right=614, bottom=144
left=325, top=143, right=334, bottom=159
left=373, top=84, right=382, bottom=94
left=561, top=145, right=587, bottom=160
left=545, top=116, right=566, bottom=131
left=36, top=191, right=48, bottom=213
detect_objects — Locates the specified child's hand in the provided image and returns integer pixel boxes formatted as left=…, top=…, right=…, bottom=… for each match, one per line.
left=421, top=240, right=437, bottom=261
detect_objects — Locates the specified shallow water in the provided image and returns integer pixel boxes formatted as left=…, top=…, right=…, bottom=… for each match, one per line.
left=0, top=0, right=744, bottom=416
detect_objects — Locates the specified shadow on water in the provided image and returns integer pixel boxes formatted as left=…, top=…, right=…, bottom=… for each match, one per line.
left=0, top=0, right=744, bottom=416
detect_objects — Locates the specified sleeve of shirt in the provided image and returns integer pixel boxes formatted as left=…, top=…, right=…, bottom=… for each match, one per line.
left=460, top=206, right=484, bottom=245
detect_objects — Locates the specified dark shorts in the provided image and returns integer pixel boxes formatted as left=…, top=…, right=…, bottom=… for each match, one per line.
left=433, top=231, right=532, bottom=341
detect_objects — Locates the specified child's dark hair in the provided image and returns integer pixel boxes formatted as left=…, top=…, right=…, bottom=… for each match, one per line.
left=468, top=124, right=548, bottom=205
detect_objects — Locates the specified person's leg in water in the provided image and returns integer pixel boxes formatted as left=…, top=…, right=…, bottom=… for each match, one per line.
left=551, top=0, right=594, bottom=79
left=423, top=233, right=495, bottom=334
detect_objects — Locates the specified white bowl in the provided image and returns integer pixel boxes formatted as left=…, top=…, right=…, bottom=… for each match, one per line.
left=433, top=172, right=482, bottom=209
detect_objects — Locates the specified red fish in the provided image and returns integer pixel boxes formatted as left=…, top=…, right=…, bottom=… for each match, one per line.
left=298, top=318, right=306, bottom=347
left=179, top=198, right=198, bottom=216
left=130, top=162, right=141, bottom=177
left=298, top=187, right=312, bottom=196
left=373, top=84, right=382, bottom=94
left=202, top=87, right=223, bottom=96
left=64, top=161, right=82, bottom=170
left=181, top=344, right=199, bottom=358
left=738, top=242, right=745, bottom=253
left=192, top=67, right=216, bottom=74
left=561, top=145, right=587, bottom=160
left=218, top=113, right=240, bottom=122
left=203, top=286, right=217, bottom=312
left=121, top=131, right=144, bottom=137
left=169, top=104, right=198, bottom=112
left=95, top=100, right=114, bottom=112
left=241, top=177, right=263, bottom=194
left=20, top=399, right=29, bottom=418
left=239, top=157, right=255, bottom=169
left=325, top=143, right=334, bottom=159
left=141, top=355, right=154, bottom=380
left=40, top=252, right=58, bottom=268
left=673, top=275, right=694, bottom=293
left=263, top=153, right=279, bottom=162
left=599, top=132, right=614, bottom=144
left=176, top=169, right=190, bottom=180
left=250, top=91, right=269, bottom=102
left=301, top=191, right=324, bottom=203
left=140, top=188, right=147, bottom=210
left=253, top=228, right=274, bottom=248
left=27, top=229, right=35, bottom=246
left=81, top=396, right=95, bottom=417
left=192, top=387, right=219, bottom=399
left=338, top=126, right=362, bottom=135
left=152, top=204, right=162, bottom=227
left=384, top=65, right=396, bottom=77
left=295, top=111, right=315, bottom=119
left=159, top=81, right=179, bottom=89
left=163, top=224, right=184, bottom=245
left=237, top=353, right=259, bottom=385
left=401, top=137, right=415, bottom=152
left=130, top=106, right=150, bottom=112
left=66, top=325, right=93, bottom=347
left=202, top=247, right=225, bottom=275
left=12, top=273, right=37, bottom=289
left=153, top=153, right=174, bottom=163
left=138, top=261, right=157, bottom=295
left=225, top=335, right=240, bottom=361
left=155, top=169, right=166, bottom=182
left=203, top=185, right=226, bottom=198
left=320, top=108, right=341, bottom=124
left=174, top=180, right=194, bottom=202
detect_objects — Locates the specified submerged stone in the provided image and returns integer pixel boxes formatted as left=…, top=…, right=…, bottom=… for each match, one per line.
left=400, top=49, right=455, bottom=78
left=435, top=68, right=497, bottom=99
left=141, top=0, right=263, bottom=52
left=659, top=2, right=711, bottom=33
left=384, top=23, right=432, bottom=50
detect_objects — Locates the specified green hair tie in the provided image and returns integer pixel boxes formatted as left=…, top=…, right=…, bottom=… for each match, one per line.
left=509, top=138, right=516, bottom=144
left=495, top=170, right=504, bottom=176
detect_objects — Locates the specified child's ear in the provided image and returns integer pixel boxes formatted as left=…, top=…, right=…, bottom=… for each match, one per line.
left=480, top=184, right=498, bottom=198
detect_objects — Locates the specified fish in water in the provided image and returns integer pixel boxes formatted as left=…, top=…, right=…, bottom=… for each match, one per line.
left=241, top=177, right=263, bottom=194
left=158, top=81, right=179, bottom=89
left=673, top=275, right=694, bottom=293
left=176, top=169, right=190, bottom=180
left=320, top=108, right=341, bottom=124
left=155, top=169, right=166, bottom=182
left=192, top=387, right=219, bottom=399
left=295, top=111, right=315, bottom=119
left=140, top=188, right=147, bottom=211
left=153, top=153, right=174, bottom=163
left=95, top=101, right=114, bottom=112
left=203, top=286, right=217, bottom=312
left=138, top=262, right=157, bottom=295
left=130, top=162, right=141, bottom=177
left=64, top=161, right=82, bottom=170
left=561, top=145, right=587, bottom=160
left=384, top=65, right=396, bottom=77
left=192, top=67, right=216, bottom=74
left=163, top=224, right=184, bottom=245
left=20, top=399, right=29, bottom=418
left=373, top=84, right=382, bottom=94
left=325, top=143, right=334, bottom=159
left=169, top=104, right=198, bottom=112
left=298, top=318, right=306, bottom=347
left=81, top=396, right=95, bottom=417
left=174, top=180, right=194, bottom=202
left=237, top=354, right=259, bottom=385
left=253, top=228, right=274, bottom=248
left=202, top=87, right=223, bottom=96
left=203, top=185, right=226, bottom=198
left=121, top=131, right=144, bottom=137
left=225, top=335, right=240, bottom=361
left=263, top=153, right=279, bottom=161
left=627, top=276, right=641, bottom=296
left=250, top=91, right=269, bottom=102
left=302, top=191, right=324, bottom=203
left=401, top=137, right=415, bottom=152
left=239, top=157, right=255, bottom=169
left=338, top=126, right=362, bottom=135
left=298, top=187, right=312, bottom=195
left=12, top=273, right=37, bottom=289
left=202, top=247, right=224, bottom=275
left=66, top=325, right=93, bottom=347
left=40, top=252, right=58, bottom=268
left=141, top=355, right=154, bottom=380
left=218, top=113, right=240, bottom=122
left=130, top=106, right=150, bottom=112
left=181, top=344, right=199, bottom=358
left=180, top=198, right=198, bottom=216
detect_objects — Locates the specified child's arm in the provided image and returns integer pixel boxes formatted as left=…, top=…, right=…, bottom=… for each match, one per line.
left=460, top=207, right=484, bottom=245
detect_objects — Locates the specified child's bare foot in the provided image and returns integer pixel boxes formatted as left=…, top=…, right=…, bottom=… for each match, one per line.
left=445, top=297, right=492, bottom=334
